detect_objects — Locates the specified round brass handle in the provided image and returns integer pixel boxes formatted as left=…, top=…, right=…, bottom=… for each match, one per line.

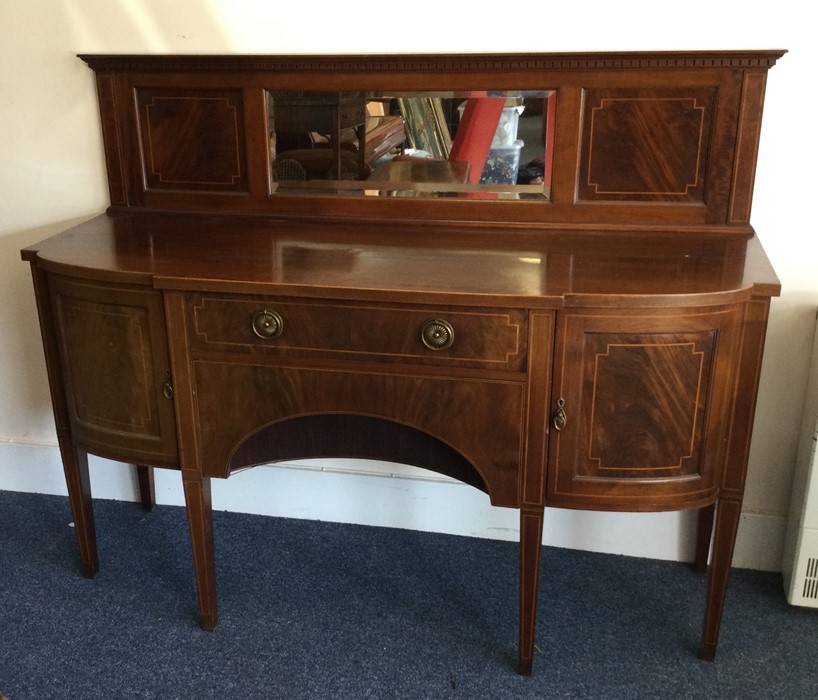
left=251, top=309, right=284, bottom=339
left=421, top=318, right=454, bottom=351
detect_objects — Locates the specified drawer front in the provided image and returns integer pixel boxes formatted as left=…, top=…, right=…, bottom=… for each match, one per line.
left=188, top=293, right=527, bottom=371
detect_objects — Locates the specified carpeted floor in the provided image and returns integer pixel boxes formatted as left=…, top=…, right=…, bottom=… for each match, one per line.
left=1, top=490, right=816, bottom=699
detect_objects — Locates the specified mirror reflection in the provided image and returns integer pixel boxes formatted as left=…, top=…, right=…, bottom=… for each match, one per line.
left=267, top=90, right=554, bottom=199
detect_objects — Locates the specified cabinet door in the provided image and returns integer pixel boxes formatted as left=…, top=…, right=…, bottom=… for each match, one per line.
left=50, top=276, right=178, bottom=466
left=547, top=305, right=742, bottom=510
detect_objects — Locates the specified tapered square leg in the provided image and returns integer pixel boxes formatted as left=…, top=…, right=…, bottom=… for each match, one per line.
left=519, top=506, right=545, bottom=675
left=135, top=465, right=156, bottom=512
left=60, top=441, right=98, bottom=578
left=700, top=498, right=741, bottom=660
left=182, top=474, right=217, bottom=630
left=693, top=503, right=715, bottom=572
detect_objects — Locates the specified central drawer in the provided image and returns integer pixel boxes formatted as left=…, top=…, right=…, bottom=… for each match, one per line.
left=187, top=293, right=527, bottom=371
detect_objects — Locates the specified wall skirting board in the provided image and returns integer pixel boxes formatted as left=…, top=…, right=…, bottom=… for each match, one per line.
left=0, top=440, right=786, bottom=572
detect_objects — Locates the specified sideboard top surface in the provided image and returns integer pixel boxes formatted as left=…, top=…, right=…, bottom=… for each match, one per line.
left=22, top=212, right=780, bottom=306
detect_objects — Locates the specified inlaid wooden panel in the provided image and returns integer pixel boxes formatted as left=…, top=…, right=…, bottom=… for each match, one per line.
left=137, top=88, right=248, bottom=192
left=578, top=89, right=715, bottom=202
left=50, top=276, right=178, bottom=464
left=587, top=338, right=712, bottom=473
left=547, top=305, right=741, bottom=509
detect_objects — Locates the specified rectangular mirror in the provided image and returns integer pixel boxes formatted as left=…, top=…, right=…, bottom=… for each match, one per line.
left=267, top=90, right=554, bottom=199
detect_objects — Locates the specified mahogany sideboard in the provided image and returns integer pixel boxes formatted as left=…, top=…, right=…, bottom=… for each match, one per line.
left=22, top=50, right=785, bottom=675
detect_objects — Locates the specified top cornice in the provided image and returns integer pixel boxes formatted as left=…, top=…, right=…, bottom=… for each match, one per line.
left=78, top=50, right=787, bottom=74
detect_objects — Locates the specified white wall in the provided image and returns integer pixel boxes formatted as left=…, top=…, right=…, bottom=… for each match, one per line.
left=1, top=0, right=814, bottom=570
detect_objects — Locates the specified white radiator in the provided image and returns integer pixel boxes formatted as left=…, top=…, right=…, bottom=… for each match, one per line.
left=782, top=309, right=818, bottom=606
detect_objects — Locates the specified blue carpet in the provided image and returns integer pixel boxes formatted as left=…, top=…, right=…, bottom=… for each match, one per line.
left=1, top=490, right=816, bottom=699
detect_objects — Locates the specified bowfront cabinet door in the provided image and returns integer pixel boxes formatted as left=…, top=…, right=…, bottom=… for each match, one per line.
left=547, top=304, right=743, bottom=511
left=49, top=275, right=178, bottom=466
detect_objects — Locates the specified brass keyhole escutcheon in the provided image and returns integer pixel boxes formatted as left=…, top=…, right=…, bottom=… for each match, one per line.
left=251, top=309, right=284, bottom=340
left=162, top=370, right=174, bottom=400
left=421, top=318, right=454, bottom=351
left=552, top=398, right=567, bottom=431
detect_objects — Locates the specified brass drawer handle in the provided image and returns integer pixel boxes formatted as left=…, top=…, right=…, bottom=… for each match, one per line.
left=421, top=318, right=454, bottom=351
left=251, top=309, right=284, bottom=339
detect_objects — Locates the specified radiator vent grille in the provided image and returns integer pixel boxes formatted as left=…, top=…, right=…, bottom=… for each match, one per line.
left=803, top=557, right=818, bottom=600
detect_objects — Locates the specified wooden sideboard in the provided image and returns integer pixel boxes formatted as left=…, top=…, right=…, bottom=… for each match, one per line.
left=22, top=50, right=785, bottom=675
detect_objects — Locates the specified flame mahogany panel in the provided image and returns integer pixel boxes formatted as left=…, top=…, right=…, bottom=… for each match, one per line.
left=578, top=88, right=715, bottom=202
left=137, top=88, right=248, bottom=193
